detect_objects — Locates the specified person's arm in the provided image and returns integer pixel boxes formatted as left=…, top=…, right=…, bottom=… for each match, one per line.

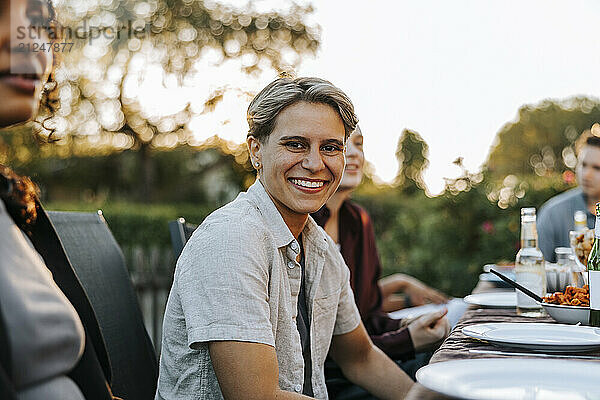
left=379, top=273, right=448, bottom=312
left=366, top=308, right=450, bottom=361
left=368, top=324, right=415, bottom=361
left=209, top=341, right=311, bottom=400
left=329, top=323, right=414, bottom=400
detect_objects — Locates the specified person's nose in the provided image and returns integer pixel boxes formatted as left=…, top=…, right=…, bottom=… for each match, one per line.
left=302, top=147, right=325, bottom=173
left=9, top=5, right=51, bottom=75
left=345, top=142, right=358, bottom=161
left=583, top=165, right=593, bottom=180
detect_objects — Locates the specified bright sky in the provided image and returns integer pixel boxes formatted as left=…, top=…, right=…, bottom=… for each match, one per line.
left=139, top=0, right=600, bottom=195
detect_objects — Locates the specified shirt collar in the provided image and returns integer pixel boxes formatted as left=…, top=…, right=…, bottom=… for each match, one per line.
left=245, top=179, right=328, bottom=253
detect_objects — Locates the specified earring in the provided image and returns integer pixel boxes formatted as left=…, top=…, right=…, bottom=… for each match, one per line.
left=254, top=161, right=260, bottom=169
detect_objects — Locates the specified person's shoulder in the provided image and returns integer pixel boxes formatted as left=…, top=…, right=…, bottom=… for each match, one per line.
left=540, top=188, right=583, bottom=213
left=343, top=200, right=376, bottom=233
left=200, top=195, right=263, bottom=232
left=344, top=199, right=372, bottom=222
left=180, top=196, right=268, bottom=259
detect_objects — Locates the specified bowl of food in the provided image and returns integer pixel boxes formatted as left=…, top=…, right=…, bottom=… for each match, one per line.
left=541, top=285, right=590, bottom=325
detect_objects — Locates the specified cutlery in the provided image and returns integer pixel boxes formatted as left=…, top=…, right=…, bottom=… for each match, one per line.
left=468, top=349, right=600, bottom=360
left=489, top=269, right=543, bottom=303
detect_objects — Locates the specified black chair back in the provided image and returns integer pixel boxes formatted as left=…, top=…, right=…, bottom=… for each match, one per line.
left=47, top=210, right=158, bottom=400
left=168, top=217, right=198, bottom=259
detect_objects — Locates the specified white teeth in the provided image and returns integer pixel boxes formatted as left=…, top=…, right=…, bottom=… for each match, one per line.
left=291, top=179, right=324, bottom=188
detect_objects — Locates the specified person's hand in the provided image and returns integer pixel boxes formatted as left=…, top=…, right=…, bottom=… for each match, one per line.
left=403, top=277, right=449, bottom=306
left=407, top=309, right=451, bottom=352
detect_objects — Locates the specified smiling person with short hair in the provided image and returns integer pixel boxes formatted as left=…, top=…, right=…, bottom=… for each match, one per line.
left=156, top=76, right=414, bottom=400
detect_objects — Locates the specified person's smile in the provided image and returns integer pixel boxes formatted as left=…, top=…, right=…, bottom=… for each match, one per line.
left=288, top=177, right=329, bottom=193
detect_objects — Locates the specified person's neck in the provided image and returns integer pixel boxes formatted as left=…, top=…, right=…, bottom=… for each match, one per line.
left=284, top=214, right=309, bottom=239
left=322, top=189, right=352, bottom=243
left=325, top=189, right=353, bottom=218
left=258, top=178, right=309, bottom=238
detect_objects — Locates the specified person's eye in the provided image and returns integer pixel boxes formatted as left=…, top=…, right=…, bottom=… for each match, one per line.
left=284, top=141, right=305, bottom=151
left=27, top=1, right=52, bottom=27
left=28, top=14, right=49, bottom=26
left=322, top=144, right=342, bottom=153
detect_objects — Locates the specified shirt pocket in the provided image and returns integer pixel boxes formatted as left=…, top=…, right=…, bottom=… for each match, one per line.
left=312, top=288, right=341, bottom=361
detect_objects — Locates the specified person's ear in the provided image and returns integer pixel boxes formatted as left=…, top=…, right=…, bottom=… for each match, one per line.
left=247, top=135, right=262, bottom=171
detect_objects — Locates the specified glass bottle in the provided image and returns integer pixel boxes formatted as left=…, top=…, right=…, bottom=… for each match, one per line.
left=587, top=203, right=600, bottom=327
left=574, top=210, right=587, bottom=232
left=515, top=207, right=546, bottom=317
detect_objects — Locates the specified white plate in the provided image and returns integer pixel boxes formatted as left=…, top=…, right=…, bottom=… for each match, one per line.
left=388, top=298, right=468, bottom=328
left=463, top=291, right=516, bottom=308
left=416, top=358, right=600, bottom=400
left=479, top=272, right=516, bottom=282
left=462, top=322, right=600, bottom=352
left=479, top=272, right=516, bottom=288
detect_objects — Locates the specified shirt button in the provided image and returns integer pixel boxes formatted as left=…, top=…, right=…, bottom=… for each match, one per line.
left=291, top=241, right=298, bottom=251
left=287, top=260, right=296, bottom=269
left=294, top=384, right=302, bottom=393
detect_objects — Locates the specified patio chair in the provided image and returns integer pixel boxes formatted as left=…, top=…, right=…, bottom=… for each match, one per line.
left=47, top=210, right=158, bottom=400
left=168, top=217, right=198, bottom=259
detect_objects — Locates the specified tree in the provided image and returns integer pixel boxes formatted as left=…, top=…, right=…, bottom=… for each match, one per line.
left=486, top=96, right=600, bottom=182
left=43, top=0, right=320, bottom=200
left=394, top=128, right=429, bottom=195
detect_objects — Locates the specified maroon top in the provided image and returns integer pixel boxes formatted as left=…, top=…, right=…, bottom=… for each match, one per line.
left=312, top=200, right=415, bottom=361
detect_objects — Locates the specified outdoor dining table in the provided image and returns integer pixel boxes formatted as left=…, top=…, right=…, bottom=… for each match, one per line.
left=404, top=280, right=600, bottom=400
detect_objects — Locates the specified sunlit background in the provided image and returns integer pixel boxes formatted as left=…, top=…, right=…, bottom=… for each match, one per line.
left=37, top=0, right=600, bottom=195
left=4, top=0, right=600, bottom=323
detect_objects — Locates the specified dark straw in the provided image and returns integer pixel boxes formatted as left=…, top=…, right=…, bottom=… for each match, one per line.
left=489, top=269, right=544, bottom=303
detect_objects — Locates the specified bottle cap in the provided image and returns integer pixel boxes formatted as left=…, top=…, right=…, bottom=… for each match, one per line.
left=521, top=207, right=536, bottom=216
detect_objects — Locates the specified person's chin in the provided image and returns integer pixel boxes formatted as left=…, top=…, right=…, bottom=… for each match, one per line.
left=1, top=98, right=37, bottom=128
left=290, top=197, right=329, bottom=215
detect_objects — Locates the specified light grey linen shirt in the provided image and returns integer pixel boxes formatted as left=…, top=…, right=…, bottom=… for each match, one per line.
left=537, top=188, right=595, bottom=262
left=156, top=180, right=361, bottom=400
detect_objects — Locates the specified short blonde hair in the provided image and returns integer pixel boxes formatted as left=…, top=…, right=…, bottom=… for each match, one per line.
left=247, top=76, right=358, bottom=142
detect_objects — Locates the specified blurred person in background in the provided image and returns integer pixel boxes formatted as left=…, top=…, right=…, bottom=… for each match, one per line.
left=0, top=0, right=117, bottom=398
left=156, top=76, right=415, bottom=399
left=311, top=126, right=450, bottom=397
left=538, top=131, right=600, bottom=262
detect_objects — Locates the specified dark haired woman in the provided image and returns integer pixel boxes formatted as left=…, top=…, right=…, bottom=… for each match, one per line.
left=0, top=1, right=115, bottom=399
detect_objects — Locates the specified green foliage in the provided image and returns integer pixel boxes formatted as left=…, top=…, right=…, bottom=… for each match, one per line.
left=487, top=96, right=600, bottom=181
left=6, top=138, right=254, bottom=206
left=46, top=201, right=212, bottom=249
left=394, top=129, right=429, bottom=195
left=46, top=0, right=320, bottom=152
left=355, top=171, right=572, bottom=297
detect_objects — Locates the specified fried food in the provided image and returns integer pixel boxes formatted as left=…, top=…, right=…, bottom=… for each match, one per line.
left=571, top=230, right=593, bottom=267
left=542, top=285, right=589, bottom=307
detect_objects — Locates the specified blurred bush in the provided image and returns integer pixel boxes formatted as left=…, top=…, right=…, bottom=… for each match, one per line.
left=46, top=201, right=211, bottom=248
left=355, top=173, right=571, bottom=297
